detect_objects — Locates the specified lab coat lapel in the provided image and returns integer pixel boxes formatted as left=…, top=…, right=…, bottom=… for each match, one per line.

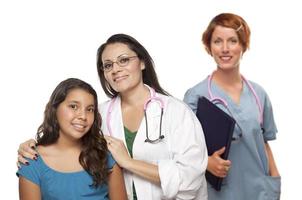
left=108, top=96, right=136, bottom=199
left=110, top=96, right=125, bottom=140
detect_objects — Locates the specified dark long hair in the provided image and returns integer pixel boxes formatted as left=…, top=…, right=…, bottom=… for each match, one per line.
left=97, top=33, right=169, bottom=98
left=36, top=78, right=108, bottom=187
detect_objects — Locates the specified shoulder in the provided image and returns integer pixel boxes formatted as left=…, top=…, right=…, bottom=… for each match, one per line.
left=158, top=94, right=187, bottom=108
left=160, top=94, right=196, bottom=117
left=17, top=155, right=44, bottom=186
left=247, top=80, right=270, bottom=100
left=248, top=80, right=266, bottom=93
left=183, top=78, right=208, bottom=112
left=184, top=78, right=208, bottom=97
left=21, top=145, right=48, bottom=169
left=98, top=99, right=112, bottom=114
left=18, top=156, right=43, bottom=171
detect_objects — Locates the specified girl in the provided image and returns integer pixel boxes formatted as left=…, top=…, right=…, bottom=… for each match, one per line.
left=17, top=78, right=127, bottom=200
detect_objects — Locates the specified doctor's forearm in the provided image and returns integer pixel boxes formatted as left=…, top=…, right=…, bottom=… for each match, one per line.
left=123, top=159, right=161, bottom=184
left=265, top=143, right=280, bottom=177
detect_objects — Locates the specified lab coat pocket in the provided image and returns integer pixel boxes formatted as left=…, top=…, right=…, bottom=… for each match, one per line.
left=264, top=175, right=281, bottom=200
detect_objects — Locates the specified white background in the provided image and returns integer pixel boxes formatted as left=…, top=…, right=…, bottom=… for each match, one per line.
left=1, top=0, right=300, bottom=199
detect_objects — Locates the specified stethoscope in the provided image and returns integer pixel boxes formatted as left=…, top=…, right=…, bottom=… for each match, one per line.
left=207, top=72, right=264, bottom=140
left=106, top=86, right=165, bottom=143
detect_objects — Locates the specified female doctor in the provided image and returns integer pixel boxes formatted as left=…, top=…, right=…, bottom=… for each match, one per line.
left=17, top=34, right=208, bottom=200
left=184, top=13, right=281, bottom=199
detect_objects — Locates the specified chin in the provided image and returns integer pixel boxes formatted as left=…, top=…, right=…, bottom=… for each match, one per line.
left=218, top=63, right=238, bottom=70
left=111, top=82, right=128, bottom=92
left=72, top=131, right=89, bottom=139
left=114, top=84, right=134, bottom=94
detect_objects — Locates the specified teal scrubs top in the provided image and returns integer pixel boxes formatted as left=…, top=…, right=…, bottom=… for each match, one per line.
left=17, top=153, right=115, bottom=200
left=184, top=78, right=281, bottom=200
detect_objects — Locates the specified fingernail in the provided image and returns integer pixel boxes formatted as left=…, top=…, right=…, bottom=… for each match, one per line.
left=31, top=146, right=36, bottom=150
left=35, top=154, right=38, bottom=157
left=33, top=157, right=37, bottom=161
left=25, top=162, right=29, bottom=166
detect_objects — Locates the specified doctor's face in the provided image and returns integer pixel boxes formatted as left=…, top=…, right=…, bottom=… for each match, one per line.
left=101, top=43, right=145, bottom=94
left=210, top=25, right=243, bottom=71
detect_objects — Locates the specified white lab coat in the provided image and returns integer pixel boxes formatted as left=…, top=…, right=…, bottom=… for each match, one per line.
left=100, top=91, right=208, bottom=200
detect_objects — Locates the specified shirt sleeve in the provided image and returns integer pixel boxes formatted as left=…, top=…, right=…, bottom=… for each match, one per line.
left=158, top=101, right=208, bottom=199
left=262, top=91, right=278, bottom=141
left=16, top=158, right=41, bottom=186
left=106, top=152, right=116, bottom=170
left=183, top=88, right=199, bottom=114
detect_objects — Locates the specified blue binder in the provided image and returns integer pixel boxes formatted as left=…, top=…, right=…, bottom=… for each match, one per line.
left=196, top=97, right=235, bottom=191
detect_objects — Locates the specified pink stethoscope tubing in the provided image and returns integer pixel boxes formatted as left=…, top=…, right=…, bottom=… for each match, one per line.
left=106, top=87, right=165, bottom=143
left=207, top=73, right=264, bottom=127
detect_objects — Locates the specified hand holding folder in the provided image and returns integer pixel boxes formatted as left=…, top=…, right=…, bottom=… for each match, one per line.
left=196, top=97, right=236, bottom=191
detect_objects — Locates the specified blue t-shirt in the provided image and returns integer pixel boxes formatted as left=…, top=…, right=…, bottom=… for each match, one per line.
left=17, top=153, right=115, bottom=200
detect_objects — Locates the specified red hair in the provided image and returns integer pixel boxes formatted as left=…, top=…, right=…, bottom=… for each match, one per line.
left=202, top=13, right=251, bottom=54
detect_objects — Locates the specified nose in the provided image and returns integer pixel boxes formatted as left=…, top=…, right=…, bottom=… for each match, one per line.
left=222, top=41, right=229, bottom=53
left=77, top=109, right=87, bottom=121
left=111, top=62, right=121, bottom=73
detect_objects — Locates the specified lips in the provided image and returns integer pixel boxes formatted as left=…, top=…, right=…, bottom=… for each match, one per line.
left=113, top=75, right=128, bottom=82
left=219, top=56, right=232, bottom=61
left=71, top=123, right=87, bottom=132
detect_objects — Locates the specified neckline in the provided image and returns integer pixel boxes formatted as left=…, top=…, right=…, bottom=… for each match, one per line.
left=36, top=151, right=86, bottom=175
left=124, top=126, right=138, bottom=134
left=211, top=80, right=247, bottom=108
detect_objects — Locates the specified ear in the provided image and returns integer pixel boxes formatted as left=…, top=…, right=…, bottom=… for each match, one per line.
left=140, top=62, right=145, bottom=70
left=206, top=46, right=213, bottom=56
left=240, top=51, right=244, bottom=59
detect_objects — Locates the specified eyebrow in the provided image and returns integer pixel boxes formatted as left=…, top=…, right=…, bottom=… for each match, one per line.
left=67, top=100, right=95, bottom=107
left=67, top=100, right=80, bottom=104
left=103, top=53, right=132, bottom=62
left=87, top=104, right=95, bottom=108
left=213, top=36, right=238, bottom=40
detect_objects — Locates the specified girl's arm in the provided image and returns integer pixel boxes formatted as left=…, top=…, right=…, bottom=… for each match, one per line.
left=265, top=143, right=280, bottom=177
left=108, top=164, right=127, bottom=200
left=19, top=177, right=41, bottom=200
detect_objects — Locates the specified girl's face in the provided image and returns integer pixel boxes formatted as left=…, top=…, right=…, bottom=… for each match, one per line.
left=56, top=88, right=95, bottom=141
left=101, top=43, right=145, bottom=94
left=210, top=25, right=243, bottom=71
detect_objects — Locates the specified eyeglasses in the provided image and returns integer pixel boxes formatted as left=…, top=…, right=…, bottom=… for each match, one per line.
left=101, top=55, right=138, bottom=72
